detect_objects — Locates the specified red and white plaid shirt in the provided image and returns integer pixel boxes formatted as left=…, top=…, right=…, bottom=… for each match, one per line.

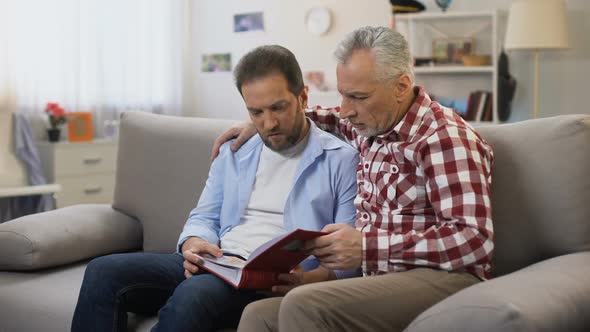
left=307, top=86, right=494, bottom=280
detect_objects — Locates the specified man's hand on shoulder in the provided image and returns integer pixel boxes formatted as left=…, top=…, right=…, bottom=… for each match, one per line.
left=181, top=237, right=222, bottom=279
left=305, top=224, right=363, bottom=270
left=210, top=121, right=257, bottom=160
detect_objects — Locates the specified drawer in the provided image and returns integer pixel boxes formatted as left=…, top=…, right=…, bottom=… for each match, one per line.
left=54, top=144, right=117, bottom=177
left=54, top=174, right=115, bottom=208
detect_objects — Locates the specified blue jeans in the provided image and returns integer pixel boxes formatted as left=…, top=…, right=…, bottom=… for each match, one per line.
left=71, top=252, right=265, bottom=332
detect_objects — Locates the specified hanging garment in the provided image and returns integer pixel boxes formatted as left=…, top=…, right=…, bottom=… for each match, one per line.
left=0, top=114, right=54, bottom=223
left=498, top=49, right=517, bottom=122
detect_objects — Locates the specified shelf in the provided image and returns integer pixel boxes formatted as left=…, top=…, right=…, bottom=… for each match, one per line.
left=398, top=10, right=499, bottom=123
left=395, top=11, right=495, bottom=21
left=414, top=66, right=494, bottom=74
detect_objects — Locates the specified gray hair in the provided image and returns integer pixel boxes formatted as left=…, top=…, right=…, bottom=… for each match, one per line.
left=334, top=26, right=414, bottom=82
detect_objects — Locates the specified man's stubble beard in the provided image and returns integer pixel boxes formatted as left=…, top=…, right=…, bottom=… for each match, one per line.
left=262, top=100, right=305, bottom=151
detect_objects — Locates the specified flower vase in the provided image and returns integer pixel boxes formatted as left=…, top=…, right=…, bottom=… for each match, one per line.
left=47, top=128, right=61, bottom=142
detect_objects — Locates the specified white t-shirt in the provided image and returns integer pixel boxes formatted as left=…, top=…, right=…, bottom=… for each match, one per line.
left=220, top=133, right=309, bottom=258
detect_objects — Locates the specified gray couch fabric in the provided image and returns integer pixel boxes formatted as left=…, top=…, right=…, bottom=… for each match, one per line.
left=0, top=204, right=142, bottom=270
left=0, top=113, right=588, bottom=332
left=406, top=115, right=590, bottom=332
left=405, top=252, right=590, bottom=332
left=113, top=112, right=236, bottom=253
left=477, top=115, right=590, bottom=277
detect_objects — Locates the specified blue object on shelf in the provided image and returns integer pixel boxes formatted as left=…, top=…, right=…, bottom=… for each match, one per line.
left=435, top=0, right=453, bottom=12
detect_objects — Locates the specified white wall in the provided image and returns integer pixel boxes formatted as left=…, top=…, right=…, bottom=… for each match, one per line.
left=187, top=0, right=590, bottom=122
left=188, top=0, right=389, bottom=120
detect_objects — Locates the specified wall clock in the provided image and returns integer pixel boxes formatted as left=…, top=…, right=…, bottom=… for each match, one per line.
left=305, top=7, right=332, bottom=36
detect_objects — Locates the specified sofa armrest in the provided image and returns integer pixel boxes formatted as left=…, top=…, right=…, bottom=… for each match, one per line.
left=405, top=252, right=590, bottom=332
left=0, top=204, right=142, bottom=271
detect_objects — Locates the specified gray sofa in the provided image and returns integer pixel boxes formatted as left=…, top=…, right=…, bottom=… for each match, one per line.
left=1, top=112, right=589, bottom=332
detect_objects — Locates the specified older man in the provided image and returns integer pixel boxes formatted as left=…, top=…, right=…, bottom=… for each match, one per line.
left=213, top=26, right=494, bottom=331
left=71, top=45, right=359, bottom=332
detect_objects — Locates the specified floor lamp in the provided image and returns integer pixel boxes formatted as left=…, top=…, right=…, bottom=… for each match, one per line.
left=504, top=0, right=569, bottom=119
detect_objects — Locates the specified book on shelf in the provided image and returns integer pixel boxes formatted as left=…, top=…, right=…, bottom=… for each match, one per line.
left=474, top=91, right=489, bottom=122
left=197, top=228, right=326, bottom=289
left=482, top=92, right=494, bottom=122
left=464, top=90, right=493, bottom=122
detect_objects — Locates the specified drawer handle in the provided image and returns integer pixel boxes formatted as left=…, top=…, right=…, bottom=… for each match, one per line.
left=83, top=157, right=102, bottom=164
left=84, top=186, right=103, bottom=194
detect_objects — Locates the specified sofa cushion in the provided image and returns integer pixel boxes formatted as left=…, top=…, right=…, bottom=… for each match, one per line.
left=113, top=112, right=236, bottom=253
left=0, top=204, right=142, bottom=270
left=0, top=262, right=87, bottom=331
left=476, top=115, right=590, bottom=276
left=405, top=252, right=590, bottom=332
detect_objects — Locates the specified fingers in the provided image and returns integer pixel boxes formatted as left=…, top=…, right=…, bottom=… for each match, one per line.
left=183, top=259, right=200, bottom=275
left=184, top=269, right=193, bottom=279
left=271, top=285, right=295, bottom=294
left=211, top=122, right=257, bottom=159
left=304, top=234, right=334, bottom=252
left=272, top=273, right=302, bottom=295
left=182, top=249, right=202, bottom=265
left=321, top=223, right=348, bottom=233
left=184, top=242, right=222, bottom=260
left=211, top=127, right=241, bottom=160
left=202, top=243, right=223, bottom=257
left=230, top=124, right=257, bottom=152
left=304, top=224, right=350, bottom=252
left=277, top=273, right=300, bottom=284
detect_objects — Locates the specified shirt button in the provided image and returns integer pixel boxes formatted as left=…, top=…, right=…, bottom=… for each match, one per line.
left=363, top=213, right=368, bottom=219
left=391, top=165, right=399, bottom=174
left=376, top=138, right=382, bottom=144
left=364, top=164, right=369, bottom=169
left=363, top=193, right=368, bottom=199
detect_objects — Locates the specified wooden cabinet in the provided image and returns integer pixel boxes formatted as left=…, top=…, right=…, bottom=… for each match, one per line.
left=37, top=140, right=117, bottom=208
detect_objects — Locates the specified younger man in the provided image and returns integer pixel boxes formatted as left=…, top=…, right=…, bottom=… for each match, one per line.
left=71, top=45, right=359, bottom=332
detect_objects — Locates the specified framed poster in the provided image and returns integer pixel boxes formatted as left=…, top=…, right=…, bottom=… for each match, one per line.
left=68, top=112, right=93, bottom=142
left=234, top=12, right=264, bottom=32
left=201, top=53, right=232, bottom=72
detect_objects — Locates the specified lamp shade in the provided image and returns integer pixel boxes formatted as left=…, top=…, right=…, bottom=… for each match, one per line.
left=505, top=0, right=569, bottom=50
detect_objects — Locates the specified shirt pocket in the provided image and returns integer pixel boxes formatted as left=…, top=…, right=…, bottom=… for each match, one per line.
left=376, top=161, right=418, bottom=209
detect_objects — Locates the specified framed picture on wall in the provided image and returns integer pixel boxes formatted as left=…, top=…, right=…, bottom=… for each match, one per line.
left=432, top=38, right=473, bottom=64
left=201, top=53, right=232, bottom=72
left=233, top=12, right=264, bottom=32
left=67, top=112, right=93, bottom=142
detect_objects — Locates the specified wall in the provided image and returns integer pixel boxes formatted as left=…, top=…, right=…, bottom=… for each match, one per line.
left=187, top=0, right=590, bottom=122
left=188, top=0, right=389, bottom=120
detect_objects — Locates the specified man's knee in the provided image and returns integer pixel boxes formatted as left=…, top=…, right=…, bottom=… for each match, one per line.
left=280, top=285, right=323, bottom=319
left=82, top=255, right=125, bottom=289
left=167, top=275, right=229, bottom=310
left=238, top=297, right=282, bottom=332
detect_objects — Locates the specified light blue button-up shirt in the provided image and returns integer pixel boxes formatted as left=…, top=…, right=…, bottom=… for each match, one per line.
left=177, top=120, right=360, bottom=278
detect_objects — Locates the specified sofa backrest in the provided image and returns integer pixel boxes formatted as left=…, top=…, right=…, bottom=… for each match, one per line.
left=477, top=114, right=590, bottom=277
left=113, top=112, right=590, bottom=276
left=112, top=112, right=236, bottom=253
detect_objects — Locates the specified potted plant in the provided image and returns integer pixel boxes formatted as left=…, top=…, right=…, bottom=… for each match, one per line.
left=45, top=102, right=68, bottom=142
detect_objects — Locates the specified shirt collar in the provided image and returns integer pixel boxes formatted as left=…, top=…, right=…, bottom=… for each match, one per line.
left=376, top=85, right=432, bottom=142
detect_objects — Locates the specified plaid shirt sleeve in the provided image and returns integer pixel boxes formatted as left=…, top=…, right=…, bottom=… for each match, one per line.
left=305, top=106, right=359, bottom=145
left=362, top=125, right=494, bottom=279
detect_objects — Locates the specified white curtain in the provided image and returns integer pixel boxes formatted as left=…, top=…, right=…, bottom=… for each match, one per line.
left=0, top=0, right=188, bottom=135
